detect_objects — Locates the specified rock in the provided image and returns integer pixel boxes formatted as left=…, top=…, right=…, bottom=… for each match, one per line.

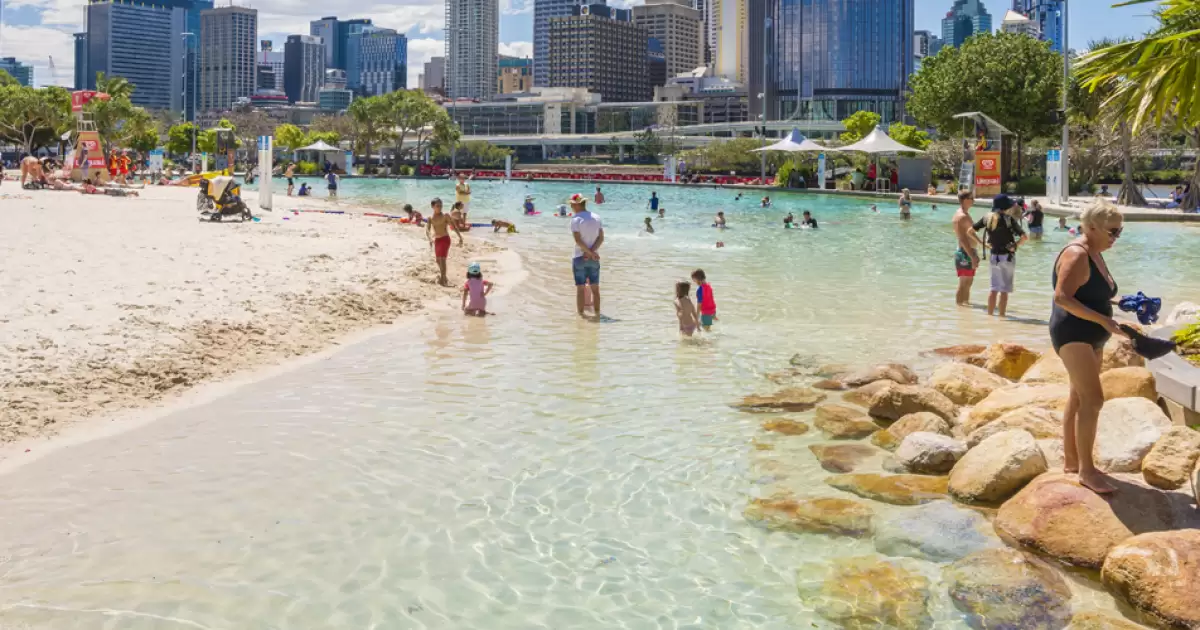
left=944, top=548, right=1073, bottom=630
left=1102, top=530, right=1200, bottom=630
left=873, top=501, right=1002, bottom=562
left=1020, top=353, right=1070, bottom=384
left=1066, top=612, right=1151, bottom=630
left=744, top=493, right=875, bottom=537
left=948, top=430, right=1047, bottom=504
left=1103, top=337, right=1145, bottom=371
left=928, top=344, right=988, bottom=359
left=1038, top=439, right=1066, bottom=470
left=1141, top=426, right=1200, bottom=489
left=871, top=412, right=953, bottom=451
left=796, top=555, right=932, bottom=630
left=736, top=387, right=827, bottom=412
left=814, top=404, right=879, bottom=439
left=994, top=473, right=1186, bottom=569
left=965, top=406, right=1063, bottom=448
left=965, top=384, right=1070, bottom=435
left=841, top=363, right=919, bottom=388
left=1095, top=397, right=1173, bottom=473
left=930, top=361, right=1012, bottom=405
left=895, top=432, right=967, bottom=474
left=812, top=379, right=846, bottom=391
left=867, top=384, right=959, bottom=423
left=983, top=342, right=1041, bottom=380
left=826, top=473, right=949, bottom=505
left=761, top=419, right=810, bottom=436
left=809, top=443, right=878, bottom=473
left=1100, top=367, right=1157, bottom=401
left=964, top=354, right=987, bottom=368
left=841, top=379, right=896, bottom=407
left=1163, top=301, right=1200, bottom=326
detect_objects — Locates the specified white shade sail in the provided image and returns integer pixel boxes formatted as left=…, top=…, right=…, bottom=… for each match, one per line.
left=297, top=140, right=341, bottom=152
left=750, top=128, right=833, bottom=153
left=839, top=126, right=925, bottom=154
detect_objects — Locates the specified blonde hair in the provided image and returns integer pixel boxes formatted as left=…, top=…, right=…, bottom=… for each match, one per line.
left=1080, top=200, right=1122, bottom=229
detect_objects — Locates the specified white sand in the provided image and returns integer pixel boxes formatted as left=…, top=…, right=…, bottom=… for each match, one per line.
left=1, top=184, right=501, bottom=443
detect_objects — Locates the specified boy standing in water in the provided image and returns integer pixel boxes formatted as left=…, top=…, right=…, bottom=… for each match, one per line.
left=675, top=281, right=699, bottom=337
left=692, top=269, right=717, bottom=331
left=426, top=197, right=463, bottom=286
left=952, top=190, right=981, bottom=307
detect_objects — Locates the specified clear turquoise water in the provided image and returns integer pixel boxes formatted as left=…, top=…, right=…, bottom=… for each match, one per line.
left=1, top=179, right=1197, bottom=628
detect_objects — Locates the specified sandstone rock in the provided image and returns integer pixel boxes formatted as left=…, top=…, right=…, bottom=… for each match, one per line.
left=895, top=432, right=967, bottom=475
left=944, top=548, right=1073, bottom=630
left=841, top=379, right=896, bottom=407
left=873, top=501, right=1002, bottom=562
left=809, top=443, right=878, bottom=473
left=841, top=363, right=919, bottom=388
left=1103, top=337, right=1145, bottom=371
left=812, top=378, right=847, bottom=391
left=1142, top=426, right=1200, bottom=490
left=965, top=354, right=987, bottom=368
left=871, top=412, right=953, bottom=451
left=744, top=493, right=875, bottom=537
left=1163, top=301, right=1200, bottom=326
left=736, top=387, right=827, bottom=412
left=867, top=384, right=959, bottom=423
left=983, top=342, right=1041, bottom=380
left=948, top=430, right=1047, bottom=504
left=761, top=419, right=810, bottom=436
left=1103, top=530, right=1200, bottom=630
left=930, top=361, right=1012, bottom=405
left=965, top=406, right=1063, bottom=448
left=965, top=384, right=1070, bottom=435
left=826, top=473, right=949, bottom=505
left=1020, top=353, right=1069, bottom=384
left=994, top=474, right=1185, bottom=568
left=814, top=404, right=880, bottom=439
left=1101, top=367, right=1157, bottom=401
left=1095, top=397, right=1173, bottom=473
left=796, top=555, right=932, bottom=630
left=1038, top=439, right=1066, bottom=470
left=928, top=344, right=988, bottom=359
left=1066, top=612, right=1152, bottom=630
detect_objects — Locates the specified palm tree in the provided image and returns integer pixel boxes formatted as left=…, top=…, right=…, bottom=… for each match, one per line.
left=1077, top=0, right=1200, bottom=209
left=348, top=96, right=392, bottom=175
left=94, top=72, right=134, bottom=100
left=1072, top=39, right=1147, bottom=206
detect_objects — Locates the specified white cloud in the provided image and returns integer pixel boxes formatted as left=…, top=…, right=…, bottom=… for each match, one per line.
left=1, top=25, right=75, bottom=87
left=500, top=0, right=533, bottom=15
left=498, top=41, right=532, bottom=58
left=405, top=37, right=445, bottom=90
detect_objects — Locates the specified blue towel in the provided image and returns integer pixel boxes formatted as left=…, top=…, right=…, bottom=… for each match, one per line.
left=1118, top=292, right=1162, bottom=325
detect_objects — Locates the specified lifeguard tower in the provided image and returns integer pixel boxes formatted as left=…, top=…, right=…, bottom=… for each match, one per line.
left=952, top=112, right=1012, bottom=199
left=68, top=90, right=111, bottom=183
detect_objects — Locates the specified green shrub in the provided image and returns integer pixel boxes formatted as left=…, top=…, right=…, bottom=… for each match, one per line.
left=1173, top=322, right=1200, bottom=367
left=775, top=162, right=795, bottom=187
left=296, top=160, right=319, bottom=175
left=1014, top=176, right=1046, bottom=196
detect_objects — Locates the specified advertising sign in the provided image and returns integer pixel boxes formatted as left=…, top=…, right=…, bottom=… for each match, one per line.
left=148, top=149, right=164, bottom=173
left=973, top=150, right=1002, bottom=197
left=69, top=130, right=109, bottom=182
left=817, top=153, right=826, bottom=189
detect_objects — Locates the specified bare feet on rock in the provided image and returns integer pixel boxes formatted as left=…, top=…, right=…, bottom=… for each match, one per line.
left=1078, top=470, right=1116, bottom=495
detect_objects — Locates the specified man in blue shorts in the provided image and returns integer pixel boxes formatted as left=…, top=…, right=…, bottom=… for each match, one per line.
left=569, top=193, right=603, bottom=317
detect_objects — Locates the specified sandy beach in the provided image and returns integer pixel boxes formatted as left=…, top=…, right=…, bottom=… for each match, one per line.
left=1, top=183, right=502, bottom=447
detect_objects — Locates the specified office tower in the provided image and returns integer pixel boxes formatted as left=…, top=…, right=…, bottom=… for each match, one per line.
left=325, top=68, right=347, bottom=89
left=913, top=29, right=943, bottom=68
left=84, top=0, right=184, bottom=110
left=710, top=0, right=745, bottom=81
left=199, top=5, right=257, bottom=112
left=422, top=56, right=445, bottom=95
left=942, top=0, right=992, bottom=48
left=497, top=56, right=532, bottom=93
left=346, top=26, right=407, bottom=96
left=257, top=40, right=285, bottom=92
left=694, top=0, right=714, bottom=65
left=772, top=0, right=913, bottom=123
left=533, top=0, right=584, bottom=87
left=1000, top=10, right=1038, bottom=37
left=319, top=87, right=354, bottom=111
left=548, top=3, right=648, bottom=103
left=284, top=34, right=324, bottom=103
left=256, top=64, right=275, bottom=91
left=1011, top=0, right=1063, bottom=52
left=183, top=0, right=212, bottom=120
left=647, top=38, right=667, bottom=88
left=310, top=16, right=373, bottom=72
left=0, top=57, right=32, bottom=85
left=745, top=0, right=769, bottom=119
left=446, top=0, right=499, bottom=100
left=73, top=33, right=88, bottom=89
left=633, top=0, right=703, bottom=80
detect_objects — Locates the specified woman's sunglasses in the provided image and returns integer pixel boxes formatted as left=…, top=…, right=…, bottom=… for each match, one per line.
left=1107, top=226, right=1124, bottom=239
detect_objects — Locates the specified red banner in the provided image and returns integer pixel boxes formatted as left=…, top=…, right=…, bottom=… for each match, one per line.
left=71, top=90, right=110, bottom=112
left=974, top=150, right=1002, bottom=197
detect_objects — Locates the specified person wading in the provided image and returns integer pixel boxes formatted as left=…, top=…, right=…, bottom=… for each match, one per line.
left=975, top=194, right=1027, bottom=317
left=569, top=193, right=603, bottom=317
left=426, top=197, right=463, bottom=286
left=952, top=190, right=982, bottom=306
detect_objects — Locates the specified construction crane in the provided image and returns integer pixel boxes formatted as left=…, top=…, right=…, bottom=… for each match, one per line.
left=48, top=55, right=59, bottom=84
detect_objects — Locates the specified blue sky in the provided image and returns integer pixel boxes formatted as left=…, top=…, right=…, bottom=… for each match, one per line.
left=0, top=0, right=1160, bottom=88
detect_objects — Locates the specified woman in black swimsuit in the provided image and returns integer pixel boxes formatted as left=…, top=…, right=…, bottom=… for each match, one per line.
left=1050, top=201, right=1125, bottom=495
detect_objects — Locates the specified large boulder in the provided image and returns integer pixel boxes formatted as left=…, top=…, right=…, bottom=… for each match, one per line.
left=1142, top=426, right=1200, bottom=489
left=948, top=429, right=1047, bottom=504
left=870, top=412, right=953, bottom=451
left=814, top=404, right=880, bottom=439
left=966, top=406, right=1062, bottom=448
left=983, top=342, right=1041, bottom=380
left=796, top=555, right=932, bottom=630
left=965, top=384, right=1070, bottom=435
left=944, top=548, right=1074, bottom=630
left=736, top=387, right=827, bottom=412
left=841, top=379, right=896, bottom=408
left=760, top=419, right=810, bottom=436
left=867, top=384, right=959, bottom=423
left=1102, top=530, right=1200, bottom=630
left=1103, top=337, right=1145, bottom=371
left=1020, top=353, right=1070, bottom=384
left=743, top=493, right=875, bottom=537
left=1095, top=397, right=1173, bottom=473
left=1100, top=367, right=1157, bottom=401
left=826, top=473, right=949, bottom=506
left=928, top=343, right=988, bottom=359
left=1065, top=612, right=1152, bottom=630
left=930, top=362, right=1012, bottom=405
left=994, top=473, right=1189, bottom=569
left=895, top=432, right=967, bottom=475
left=809, top=443, right=878, bottom=473
left=873, top=501, right=1002, bottom=562
left=841, top=363, right=920, bottom=388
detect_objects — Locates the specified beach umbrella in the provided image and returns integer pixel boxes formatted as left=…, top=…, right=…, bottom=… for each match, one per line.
left=839, top=126, right=924, bottom=191
left=749, top=128, right=835, bottom=185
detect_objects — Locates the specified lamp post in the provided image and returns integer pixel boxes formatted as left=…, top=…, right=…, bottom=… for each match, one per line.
left=181, top=31, right=197, bottom=172
left=758, top=93, right=766, bottom=182
left=1059, top=0, right=1070, bottom=204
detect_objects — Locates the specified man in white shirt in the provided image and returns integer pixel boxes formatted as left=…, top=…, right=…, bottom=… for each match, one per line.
left=569, top=193, right=604, bottom=317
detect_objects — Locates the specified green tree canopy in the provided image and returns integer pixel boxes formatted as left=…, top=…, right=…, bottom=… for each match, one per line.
left=887, top=122, right=931, bottom=150
left=0, top=84, right=71, bottom=153
left=304, top=130, right=341, bottom=146
left=167, top=122, right=199, bottom=156
left=347, top=95, right=394, bottom=174
left=383, top=89, right=453, bottom=173
left=274, top=123, right=307, bottom=152
left=840, top=111, right=881, bottom=143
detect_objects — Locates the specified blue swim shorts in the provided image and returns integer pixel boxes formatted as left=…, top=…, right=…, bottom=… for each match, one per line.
left=572, top=257, right=600, bottom=286
left=701, top=314, right=715, bottom=327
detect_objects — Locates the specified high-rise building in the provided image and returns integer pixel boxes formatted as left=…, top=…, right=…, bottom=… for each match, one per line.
left=446, top=0, right=499, bottom=100
left=695, top=0, right=714, bottom=65
left=256, top=64, right=276, bottom=91
left=309, top=16, right=373, bottom=71
left=422, top=56, right=445, bottom=95
left=84, top=0, right=185, bottom=110
left=533, top=0, right=584, bottom=87
left=284, top=34, right=324, bottom=103
left=942, top=0, right=992, bottom=48
left=498, top=56, right=532, bottom=93
left=199, top=5, right=257, bottom=112
left=745, top=0, right=769, bottom=119
left=711, top=0, right=745, bottom=81
left=0, top=57, right=33, bottom=85
left=1011, top=0, right=1063, bottom=52
left=1000, top=9, right=1038, bottom=37
left=771, top=0, right=913, bottom=123
left=73, top=33, right=88, bottom=89
left=647, top=38, right=667, bottom=89
left=325, top=68, right=347, bottom=89
left=258, top=40, right=285, bottom=92
left=632, top=0, right=703, bottom=80
left=184, top=0, right=213, bottom=121
left=913, top=29, right=943, bottom=67
left=548, top=3, right=648, bottom=103
left=346, top=26, right=407, bottom=96
left=319, top=87, right=354, bottom=111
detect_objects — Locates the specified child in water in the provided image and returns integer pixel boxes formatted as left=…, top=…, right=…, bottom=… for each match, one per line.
left=523, top=196, right=536, bottom=215
left=643, top=217, right=655, bottom=234
left=675, top=281, right=699, bottom=337
left=461, top=262, right=494, bottom=316
left=692, top=269, right=717, bottom=331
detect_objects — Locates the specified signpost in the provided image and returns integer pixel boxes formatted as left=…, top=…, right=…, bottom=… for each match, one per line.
left=817, top=153, right=826, bottom=190
left=257, top=135, right=273, bottom=211
left=148, top=148, right=164, bottom=174
left=1046, top=149, right=1061, bottom=203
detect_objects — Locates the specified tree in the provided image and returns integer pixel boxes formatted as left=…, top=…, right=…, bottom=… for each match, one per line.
left=840, top=111, right=881, bottom=143
left=123, top=108, right=160, bottom=154
left=275, top=123, right=307, bottom=152
left=309, top=114, right=355, bottom=138
left=226, top=110, right=274, bottom=152
left=383, top=89, right=451, bottom=174
left=634, top=128, right=663, bottom=160
left=167, top=122, right=199, bottom=156
left=0, top=85, right=70, bottom=154
left=925, top=138, right=966, bottom=180
left=678, top=137, right=786, bottom=174
left=347, top=95, right=393, bottom=174
left=94, top=72, right=134, bottom=101
left=305, top=130, right=341, bottom=146
left=887, top=122, right=931, bottom=151
left=0, top=69, right=17, bottom=87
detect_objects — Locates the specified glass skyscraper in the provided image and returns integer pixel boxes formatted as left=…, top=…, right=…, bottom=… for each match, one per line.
left=346, top=27, right=408, bottom=96
left=533, top=0, right=583, bottom=87
left=84, top=0, right=185, bottom=111
left=942, top=0, right=992, bottom=48
left=1012, top=0, right=1064, bottom=52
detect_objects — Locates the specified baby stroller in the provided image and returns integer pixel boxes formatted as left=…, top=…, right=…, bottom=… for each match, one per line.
left=197, top=176, right=252, bottom=222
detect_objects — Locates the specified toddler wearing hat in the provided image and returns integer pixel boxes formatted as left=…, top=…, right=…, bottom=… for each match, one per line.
left=462, top=262, right=494, bottom=316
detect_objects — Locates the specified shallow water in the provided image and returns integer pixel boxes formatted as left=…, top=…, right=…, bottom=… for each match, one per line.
left=2, top=181, right=1198, bottom=628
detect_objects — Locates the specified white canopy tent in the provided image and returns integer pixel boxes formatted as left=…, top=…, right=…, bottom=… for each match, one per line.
left=297, top=140, right=341, bottom=152
left=839, top=126, right=925, bottom=192
left=294, top=140, right=349, bottom=173
left=750, top=128, right=832, bottom=153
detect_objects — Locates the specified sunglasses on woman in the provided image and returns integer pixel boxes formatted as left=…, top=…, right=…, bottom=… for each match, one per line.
left=1107, top=226, right=1124, bottom=239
